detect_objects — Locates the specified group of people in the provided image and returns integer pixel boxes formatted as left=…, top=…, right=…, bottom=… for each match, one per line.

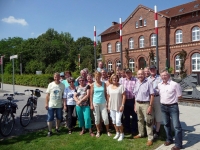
left=45, top=61, right=183, bottom=150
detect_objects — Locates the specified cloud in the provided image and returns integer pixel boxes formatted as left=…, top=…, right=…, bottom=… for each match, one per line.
left=2, top=16, right=28, bottom=26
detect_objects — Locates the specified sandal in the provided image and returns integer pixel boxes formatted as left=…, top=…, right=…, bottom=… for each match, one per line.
left=68, top=130, right=72, bottom=134
left=79, top=130, right=85, bottom=135
left=107, top=132, right=112, bottom=136
left=90, top=132, right=95, bottom=137
left=96, top=132, right=100, bottom=138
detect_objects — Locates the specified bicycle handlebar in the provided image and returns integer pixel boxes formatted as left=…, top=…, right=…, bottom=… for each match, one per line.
left=24, top=89, right=43, bottom=93
left=3, top=92, right=25, bottom=97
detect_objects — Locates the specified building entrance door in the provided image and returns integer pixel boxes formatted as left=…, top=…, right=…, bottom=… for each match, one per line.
left=139, top=57, right=145, bottom=69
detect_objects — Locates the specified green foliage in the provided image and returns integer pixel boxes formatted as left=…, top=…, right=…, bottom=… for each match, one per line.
left=178, top=49, right=187, bottom=79
left=25, top=60, right=46, bottom=74
left=168, top=67, right=174, bottom=74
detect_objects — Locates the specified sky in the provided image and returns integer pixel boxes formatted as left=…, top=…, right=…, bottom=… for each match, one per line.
left=0, top=0, right=193, bottom=41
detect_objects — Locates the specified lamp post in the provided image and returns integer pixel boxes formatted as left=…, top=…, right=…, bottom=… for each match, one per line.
left=10, top=55, right=18, bottom=93
left=0, top=56, right=4, bottom=90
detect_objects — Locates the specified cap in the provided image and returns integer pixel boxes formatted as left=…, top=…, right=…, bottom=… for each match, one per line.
left=125, top=68, right=132, bottom=73
left=60, top=72, right=65, bottom=76
left=150, top=65, right=156, bottom=69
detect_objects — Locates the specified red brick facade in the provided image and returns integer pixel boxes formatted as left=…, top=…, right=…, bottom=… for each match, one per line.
left=100, top=1, right=200, bottom=74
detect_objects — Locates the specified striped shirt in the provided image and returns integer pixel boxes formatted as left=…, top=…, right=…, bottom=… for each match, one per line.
left=120, top=77, right=136, bottom=99
left=133, top=78, right=154, bottom=101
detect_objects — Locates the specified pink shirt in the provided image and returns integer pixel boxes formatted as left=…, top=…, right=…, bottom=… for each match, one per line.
left=158, top=80, right=182, bottom=104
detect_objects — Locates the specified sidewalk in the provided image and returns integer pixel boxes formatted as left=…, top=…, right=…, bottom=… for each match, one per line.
left=156, top=105, right=200, bottom=150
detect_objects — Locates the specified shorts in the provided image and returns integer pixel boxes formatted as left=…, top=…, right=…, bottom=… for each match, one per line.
left=110, top=110, right=123, bottom=126
left=47, top=107, right=62, bottom=122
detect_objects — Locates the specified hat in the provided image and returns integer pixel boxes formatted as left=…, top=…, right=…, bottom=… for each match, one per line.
left=150, top=65, right=156, bottom=69
left=60, top=72, right=64, bottom=76
left=125, top=68, right=132, bottom=73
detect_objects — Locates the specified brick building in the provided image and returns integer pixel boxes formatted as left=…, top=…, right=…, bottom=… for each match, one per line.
left=99, top=0, right=200, bottom=74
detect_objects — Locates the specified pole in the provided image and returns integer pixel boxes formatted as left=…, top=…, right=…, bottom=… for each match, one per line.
left=94, top=26, right=97, bottom=70
left=119, top=18, right=123, bottom=69
left=20, top=53, right=22, bottom=75
left=12, top=58, right=15, bottom=93
left=78, top=54, right=80, bottom=70
left=1, top=56, right=3, bottom=90
left=155, top=5, right=159, bottom=74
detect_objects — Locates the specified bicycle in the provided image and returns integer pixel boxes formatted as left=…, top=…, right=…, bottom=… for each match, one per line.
left=0, top=93, right=24, bottom=137
left=20, top=89, right=43, bottom=127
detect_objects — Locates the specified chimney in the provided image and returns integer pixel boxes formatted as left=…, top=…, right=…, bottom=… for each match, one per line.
left=112, top=21, right=118, bottom=26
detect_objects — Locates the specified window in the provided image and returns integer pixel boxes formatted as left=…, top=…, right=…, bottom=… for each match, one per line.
left=175, top=55, right=181, bottom=72
left=139, top=36, right=144, bottom=48
left=108, top=43, right=112, bottom=53
left=139, top=20, right=143, bottom=26
left=151, top=34, right=156, bottom=46
left=116, top=42, right=120, bottom=52
left=192, top=26, right=200, bottom=41
left=192, top=53, right=200, bottom=71
left=144, top=19, right=146, bottom=26
left=108, top=61, right=112, bottom=71
left=116, top=60, right=121, bottom=68
left=129, top=59, right=135, bottom=72
left=136, top=21, right=138, bottom=28
left=129, top=38, right=134, bottom=49
left=176, top=30, right=183, bottom=44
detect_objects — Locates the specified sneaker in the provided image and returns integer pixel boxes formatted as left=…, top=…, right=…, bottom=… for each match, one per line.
left=118, top=133, right=124, bottom=141
left=153, top=132, right=159, bottom=139
left=56, top=129, right=60, bottom=133
left=47, top=131, right=52, bottom=137
left=113, top=132, right=120, bottom=139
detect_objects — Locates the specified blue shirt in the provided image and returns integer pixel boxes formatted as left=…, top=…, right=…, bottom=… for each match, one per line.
left=93, top=82, right=106, bottom=104
left=148, top=75, right=162, bottom=95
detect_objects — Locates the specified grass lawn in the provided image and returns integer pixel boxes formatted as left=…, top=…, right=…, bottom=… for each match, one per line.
left=0, top=125, right=166, bottom=150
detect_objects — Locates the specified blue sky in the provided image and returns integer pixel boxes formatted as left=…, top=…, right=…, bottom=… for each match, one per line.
left=0, top=0, right=192, bottom=41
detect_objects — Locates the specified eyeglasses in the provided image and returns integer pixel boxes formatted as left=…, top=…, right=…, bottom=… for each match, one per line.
left=79, top=80, right=84, bottom=82
left=69, top=81, right=74, bottom=83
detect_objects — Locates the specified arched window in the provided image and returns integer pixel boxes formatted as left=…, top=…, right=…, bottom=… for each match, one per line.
left=192, top=53, right=200, bottom=71
left=151, top=34, right=156, bottom=46
left=116, top=60, right=121, bottom=68
left=176, top=30, right=183, bottom=44
left=192, top=26, right=200, bottom=41
left=108, top=61, right=112, bottom=71
left=107, top=43, right=112, bottom=53
left=136, top=21, right=138, bottom=28
left=129, top=38, right=134, bottom=49
left=129, top=59, right=135, bottom=72
left=116, top=42, right=120, bottom=52
left=175, top=55, right=181, bottom=72
left=139, top=36, right=144, bottom=48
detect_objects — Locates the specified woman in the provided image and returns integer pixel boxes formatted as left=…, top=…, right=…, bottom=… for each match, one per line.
left=62, top=71, right=72, bottom=88
left=63, top=77, right=77, bottom=134
left=73, top=77, right=94, bottom=136
left=107, top=74, right=126, bottom=141
left=105, top=71, right=113, bottom=87
left=90, top=71, right=111, bottom=138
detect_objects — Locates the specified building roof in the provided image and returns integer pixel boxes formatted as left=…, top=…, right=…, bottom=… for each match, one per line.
left=159, top=0, right=200, bottom=17
left=98, top=22, right=121, bottom=36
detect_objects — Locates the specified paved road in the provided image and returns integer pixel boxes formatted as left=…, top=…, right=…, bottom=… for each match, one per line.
left=0, top=84, right=47, bottom=139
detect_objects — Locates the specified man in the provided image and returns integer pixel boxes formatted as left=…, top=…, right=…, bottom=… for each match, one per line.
left=120, top=68, right=138, bottom=136
left=148, top=65, right=162, bottom=139
left=97, top=61, right=107, bottom=72
left=75, top=69, right=87, bottom=86
left=45, top=72, right=65, bottom=137
left=158, top=70, right=182, bottom=150
left=60, top=72, right=65, bottom=81
left=144, top=67, right=150, bottom=78
left=101, top=68, right=108, bottom=83
left=119, top=68, right=126, bottom=83
left=133, top=70, right=154, bottom=146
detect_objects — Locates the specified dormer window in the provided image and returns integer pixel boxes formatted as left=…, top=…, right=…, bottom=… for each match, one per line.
left=179, top=8, right=184, bottom=13
left=194, top=4, right=199, bottom=8
left=139, top=17, right=143, bottom=27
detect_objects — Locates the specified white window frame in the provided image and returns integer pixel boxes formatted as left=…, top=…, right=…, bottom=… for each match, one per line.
left=116, top=60, right=121, bottom=68
left=108, top=61, right=112, bottom=71
left=192, top=26, right=200, bottom=41
left=192, top=53, right=200, bottom=71
left=139, top=36, right=144, bottom=48
left=129, top=38, right=134, bottom=49
left=116, top=42, right=120, bottom=52
left=129, top=59, right=135, bottom=72
left=151, top=34, right=156, bottom=46
left=176, top=30, right=183, bottom=44
left=108, top=43, right=112, bottom=53
left=175, top=55, right=181, bottom=72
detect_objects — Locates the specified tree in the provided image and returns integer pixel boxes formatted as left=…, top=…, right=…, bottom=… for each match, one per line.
left=149, top=50, right=155, bottom=66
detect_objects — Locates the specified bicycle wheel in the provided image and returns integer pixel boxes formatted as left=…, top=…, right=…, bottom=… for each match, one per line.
left=20, top=104, right=33, bottom=127
left=0, top=111, right=15, bottom=136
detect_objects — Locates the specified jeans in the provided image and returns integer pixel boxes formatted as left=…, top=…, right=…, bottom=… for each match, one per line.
left=47, top=107, right=62, bottom=122
left=161, top=104, right=182, bottom=148
left=66, top=105, right=77, bottom=129
left=123, top=99, right=138, bottom=134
